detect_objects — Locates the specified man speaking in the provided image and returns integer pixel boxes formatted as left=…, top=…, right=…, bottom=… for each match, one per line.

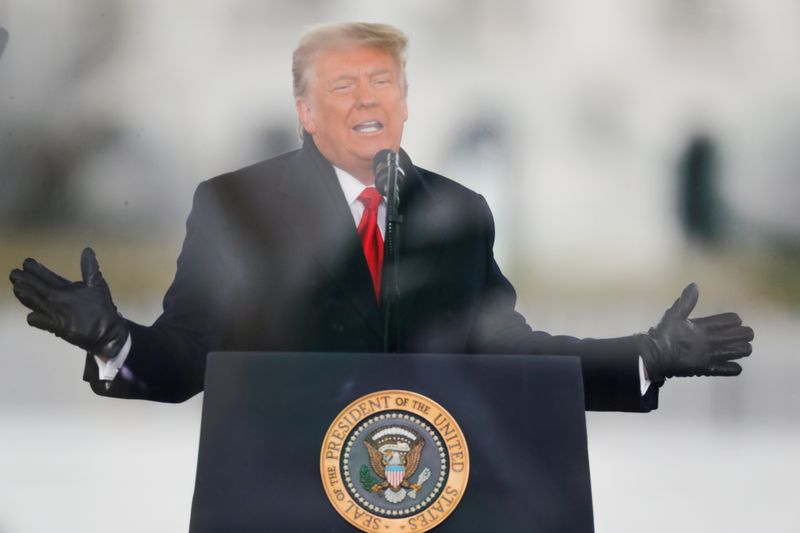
left=9, top=23, right=753, bottom=410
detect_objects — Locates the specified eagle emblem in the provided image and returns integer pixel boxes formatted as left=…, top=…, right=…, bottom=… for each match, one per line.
left=322, top=391, right=470, bottom=532
left=362, top=425, right=432, bottom=504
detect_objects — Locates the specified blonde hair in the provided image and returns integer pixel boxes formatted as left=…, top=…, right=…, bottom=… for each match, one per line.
left=292, top=22, right=409, bottom=99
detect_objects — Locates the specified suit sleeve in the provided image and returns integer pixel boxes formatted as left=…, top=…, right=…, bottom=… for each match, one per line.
left=465, top=195, right=660, bottom=412
left=83, top=180, right=235, bottom=403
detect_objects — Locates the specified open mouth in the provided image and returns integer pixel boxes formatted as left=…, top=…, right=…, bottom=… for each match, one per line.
left=352, top=120, right=384, bottom=133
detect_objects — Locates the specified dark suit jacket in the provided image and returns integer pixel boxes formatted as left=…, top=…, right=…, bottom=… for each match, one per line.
left=84, top=136, right=659, bottom=411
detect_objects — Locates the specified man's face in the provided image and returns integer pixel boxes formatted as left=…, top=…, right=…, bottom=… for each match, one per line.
left=296, top=45, right=408, bottom=183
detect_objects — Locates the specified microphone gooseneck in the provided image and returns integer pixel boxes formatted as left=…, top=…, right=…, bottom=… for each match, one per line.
left=371, top=149, right=404, bottom=353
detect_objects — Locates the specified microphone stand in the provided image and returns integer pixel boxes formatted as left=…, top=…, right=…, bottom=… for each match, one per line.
left=375, top=151, right=404, bottom=353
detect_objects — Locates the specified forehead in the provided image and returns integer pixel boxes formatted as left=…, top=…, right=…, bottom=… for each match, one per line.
left=312, top=45, right=401, bottom=80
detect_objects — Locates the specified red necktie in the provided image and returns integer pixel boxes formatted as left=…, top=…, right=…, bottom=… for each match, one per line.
left=357, top=187, right=384, bottom=301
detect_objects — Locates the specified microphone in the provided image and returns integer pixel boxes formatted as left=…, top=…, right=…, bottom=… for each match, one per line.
left=372, top=149, right=404, bottom=195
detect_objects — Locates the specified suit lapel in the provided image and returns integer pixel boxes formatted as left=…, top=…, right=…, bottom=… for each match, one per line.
left=276, top=140, right=384, bottom=341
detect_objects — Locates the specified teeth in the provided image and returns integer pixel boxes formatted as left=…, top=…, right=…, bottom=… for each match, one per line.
left=353, top=121, right=383, bottom=133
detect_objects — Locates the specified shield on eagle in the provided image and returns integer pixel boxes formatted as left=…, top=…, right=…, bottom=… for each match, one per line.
left=385, top=464, right=405, bottom=488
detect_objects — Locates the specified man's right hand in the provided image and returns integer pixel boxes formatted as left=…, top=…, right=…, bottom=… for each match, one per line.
left=9, top=247, right=129, bottom=360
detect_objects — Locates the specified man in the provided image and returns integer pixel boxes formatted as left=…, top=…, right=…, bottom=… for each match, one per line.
left=9, top=23, right=753, bottom=410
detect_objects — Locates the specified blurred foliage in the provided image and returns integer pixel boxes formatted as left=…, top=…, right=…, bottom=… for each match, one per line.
left=1, top=231, right=184, bottom=303
left=751, top=240, right=800, bottom=307
left=3, top=229, right=799, bottom=310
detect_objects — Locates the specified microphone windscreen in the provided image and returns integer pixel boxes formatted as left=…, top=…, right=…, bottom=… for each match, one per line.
left=372, top=149, right=396, bottom=196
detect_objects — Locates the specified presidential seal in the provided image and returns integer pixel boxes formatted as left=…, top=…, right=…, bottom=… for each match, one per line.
left=320, top=390, right=469, bottom=533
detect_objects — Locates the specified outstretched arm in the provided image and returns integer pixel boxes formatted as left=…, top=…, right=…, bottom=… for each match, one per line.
left=466, top=196, right=754, bottom=412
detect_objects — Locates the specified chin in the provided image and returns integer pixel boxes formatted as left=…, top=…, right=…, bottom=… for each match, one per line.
left=352, top=144, right=388, bottom=161
left=358, top=138, right=399, bottom=157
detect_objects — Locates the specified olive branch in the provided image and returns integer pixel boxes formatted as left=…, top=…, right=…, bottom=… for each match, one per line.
left=359, top=465, right=380, bottom=493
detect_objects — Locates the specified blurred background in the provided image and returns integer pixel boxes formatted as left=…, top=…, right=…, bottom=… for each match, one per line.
left=1, top=0, right=798, bottom=531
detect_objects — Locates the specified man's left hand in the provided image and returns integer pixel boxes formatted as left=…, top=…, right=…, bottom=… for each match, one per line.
left=639, top=283, right=754, bottom=382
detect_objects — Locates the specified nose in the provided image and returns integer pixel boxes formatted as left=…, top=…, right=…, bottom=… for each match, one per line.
left=354, top=81, right=377, bottom=109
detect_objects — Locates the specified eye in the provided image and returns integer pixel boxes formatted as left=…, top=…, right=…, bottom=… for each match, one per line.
left=332, top=82, right=353, bottom=92
left=373, top=78, right=391, bottom=86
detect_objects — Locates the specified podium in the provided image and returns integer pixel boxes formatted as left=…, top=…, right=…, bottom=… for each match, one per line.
left=189, top=352, right=595, bottom=532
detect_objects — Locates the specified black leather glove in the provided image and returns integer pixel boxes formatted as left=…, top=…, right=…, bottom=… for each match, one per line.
left=638, top=283, right=753, bottom=382
left=9, top=247, right=129, bottom=359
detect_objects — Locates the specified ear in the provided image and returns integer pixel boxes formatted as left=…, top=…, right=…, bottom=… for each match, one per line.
left=295, top=98, right=317, bottom=135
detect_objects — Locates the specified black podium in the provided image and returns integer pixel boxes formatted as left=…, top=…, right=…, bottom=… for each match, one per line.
left=189, top=352, right=595, bottom=532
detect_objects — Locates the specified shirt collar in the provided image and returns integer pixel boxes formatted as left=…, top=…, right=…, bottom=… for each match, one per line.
left=333, top=166, right=379, bottom=206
